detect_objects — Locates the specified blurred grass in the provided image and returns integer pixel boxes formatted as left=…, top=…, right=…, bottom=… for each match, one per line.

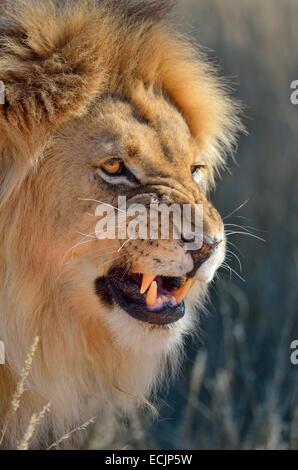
left=88, top=0, right=298, bottom=450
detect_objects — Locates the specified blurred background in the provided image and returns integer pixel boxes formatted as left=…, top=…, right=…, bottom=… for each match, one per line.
left=88, top=0, right=298, bottom=450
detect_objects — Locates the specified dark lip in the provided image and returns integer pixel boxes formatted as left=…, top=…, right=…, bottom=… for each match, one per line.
left=95, top=267, right=185, bottom=326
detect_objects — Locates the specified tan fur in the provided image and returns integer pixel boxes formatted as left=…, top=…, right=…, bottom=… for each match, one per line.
left=0, top=1, right=242, bottom=448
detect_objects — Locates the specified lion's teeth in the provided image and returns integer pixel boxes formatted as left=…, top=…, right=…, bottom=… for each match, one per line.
left=173, top=278, right=194, bottom=304
left=140, top=274, right=156, bottom=294
left=146, top=281, right=158, bottom=307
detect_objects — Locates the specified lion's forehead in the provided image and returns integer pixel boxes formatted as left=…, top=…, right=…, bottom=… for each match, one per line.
left=55, top=93, right=199, bottom=175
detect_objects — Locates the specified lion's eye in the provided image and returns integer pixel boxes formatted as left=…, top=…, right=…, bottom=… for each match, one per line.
left=191, top=164, right=206, bottom=176
left=101, top=159, right=124, bottom=176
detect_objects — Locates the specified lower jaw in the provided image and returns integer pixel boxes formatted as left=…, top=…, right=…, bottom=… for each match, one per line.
left=95, top=274, right=186, bottom=327
left=108, top=281, right=185, bottom=326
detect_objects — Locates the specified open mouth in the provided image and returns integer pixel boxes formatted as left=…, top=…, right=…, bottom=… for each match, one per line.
left=95, top=267, right=195, bottom=326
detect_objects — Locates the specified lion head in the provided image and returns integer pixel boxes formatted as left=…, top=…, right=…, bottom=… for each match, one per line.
left=0, top=0, right=241, bottom=448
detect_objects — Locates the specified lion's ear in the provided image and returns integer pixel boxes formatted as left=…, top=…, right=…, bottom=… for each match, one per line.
left=0, top=1, right=106, bottom=139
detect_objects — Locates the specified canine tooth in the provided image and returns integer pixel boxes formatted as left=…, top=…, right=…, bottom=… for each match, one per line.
left=173, top=278, right=194, bottom=304
left=146, top=281, right=158, bottom=307
left=140, top=274, right=156, bottom=294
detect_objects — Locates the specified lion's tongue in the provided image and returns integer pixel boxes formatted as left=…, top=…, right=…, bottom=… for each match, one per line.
left=146, top=281, right=177, bottom=311
left=140, top=274, right=194, bottom=310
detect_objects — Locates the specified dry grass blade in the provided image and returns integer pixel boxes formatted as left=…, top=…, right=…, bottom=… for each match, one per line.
left=17, top=403, right=51, bottom=451
left=0, top=336, right=40, bottom=447
left=47, top=417, right=96, bottom=450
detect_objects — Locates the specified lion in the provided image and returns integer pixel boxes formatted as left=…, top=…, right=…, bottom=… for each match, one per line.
left=0, top=0, right=242, bottom=449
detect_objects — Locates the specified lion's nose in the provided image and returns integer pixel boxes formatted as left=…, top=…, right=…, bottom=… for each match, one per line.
left=184, top=236, right=222, bottom=277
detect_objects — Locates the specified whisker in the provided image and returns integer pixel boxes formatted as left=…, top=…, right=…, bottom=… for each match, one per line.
left=224, top=223, right=266, bottom=234
left=225, top=231, right=266, bottom=243
left=62, top=233, right=121, bottom=264
left=76, top=231, right=97, bottom=240
left=61, top=238, right=94, bottom=264
left=221, top=262, right=233, bottom=281
left=226, top=240, right=244, bottom=257
left=241, top=225, right=267, bottom=234
left=223, top=200, right=249, bottom=220
left=221, top=263, right=246, bottom=282
left=226, top=249, right=243, bottom=272
left=226, top=215, right=250, bottom=221
left=228, top=266, right=245, bottom=282
left=93, top=248, right=124, bottom=260
left=120, top=261, right=132, bottom=281
left=96, top=253, right=126, bottom=270
left=117, top=239, right=132, bottom=252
